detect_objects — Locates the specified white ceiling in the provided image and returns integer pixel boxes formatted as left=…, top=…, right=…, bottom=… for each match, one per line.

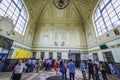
left=23, top=0, right=99, bottom=27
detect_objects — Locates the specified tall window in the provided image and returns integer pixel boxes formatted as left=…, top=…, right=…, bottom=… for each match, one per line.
left=0, top=0, right=28, bottom=34
left=93, top=0, right=120, bottom=36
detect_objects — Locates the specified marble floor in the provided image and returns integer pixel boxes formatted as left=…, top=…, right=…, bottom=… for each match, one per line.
left=0, top=69, right=120, bottom=80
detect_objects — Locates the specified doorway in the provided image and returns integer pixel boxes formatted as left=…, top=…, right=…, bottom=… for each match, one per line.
left=68, top=53, right=80, bottom=67
left=32, top=52, right=36, bottom=59
left=75, top=53, right=80, bottom=67
left=93, top=53, right=99, bottom=61
left=103, top=51, right=114, bottom=63
left=103, top=51, right=115, bottom=74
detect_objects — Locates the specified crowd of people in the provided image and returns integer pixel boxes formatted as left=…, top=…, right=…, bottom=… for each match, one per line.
left=10, top=58, right=117, bottom=80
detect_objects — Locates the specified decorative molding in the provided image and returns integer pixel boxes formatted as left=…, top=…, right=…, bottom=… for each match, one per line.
left=106, top=34, right=110, bottom=37
left=88, top=43, right=120, bottom=53
left=54, top=41, right=57, bottom=46
left=6, top=29, right=15, bottom=36
left=113, top=28, right=119, bottom=35
left=53, top=0, right=70, bottom=9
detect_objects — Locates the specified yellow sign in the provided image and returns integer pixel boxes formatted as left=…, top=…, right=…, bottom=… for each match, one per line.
left=14, top=49, right=30, bottom=59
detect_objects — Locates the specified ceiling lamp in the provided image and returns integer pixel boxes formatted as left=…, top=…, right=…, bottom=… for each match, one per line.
left=53, top=0, right=70, bottom=9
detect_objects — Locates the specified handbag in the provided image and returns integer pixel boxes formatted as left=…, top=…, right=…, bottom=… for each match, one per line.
left=60, top=67, right=65, bottom=73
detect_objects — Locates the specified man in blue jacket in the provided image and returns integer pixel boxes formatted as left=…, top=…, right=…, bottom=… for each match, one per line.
left=67, top=59, right=75, bottom=80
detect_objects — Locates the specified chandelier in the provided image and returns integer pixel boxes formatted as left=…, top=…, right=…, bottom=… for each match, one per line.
left=53, top=0, right=70, bottom=9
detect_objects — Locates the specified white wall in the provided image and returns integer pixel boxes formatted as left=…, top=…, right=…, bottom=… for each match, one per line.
left=33, top=51, right=68, bottom=60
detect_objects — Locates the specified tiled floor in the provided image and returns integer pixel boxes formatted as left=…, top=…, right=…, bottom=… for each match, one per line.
left=0, top=69, right=120, bottom=80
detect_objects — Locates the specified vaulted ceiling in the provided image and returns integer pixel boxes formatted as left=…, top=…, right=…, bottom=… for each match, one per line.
left=23, top=0, right=98, bottom=27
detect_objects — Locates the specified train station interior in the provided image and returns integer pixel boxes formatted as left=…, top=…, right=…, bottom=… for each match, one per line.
left=0, top=0, right=120, bottom=80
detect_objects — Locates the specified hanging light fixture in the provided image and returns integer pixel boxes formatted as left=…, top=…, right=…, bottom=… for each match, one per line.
left=53, top=0, right=70, bottom=9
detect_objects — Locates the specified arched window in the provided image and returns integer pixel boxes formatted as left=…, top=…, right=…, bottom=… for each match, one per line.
left=0, top=0, right=28, bottom=34
left=93, top=0, right=120, bottom=36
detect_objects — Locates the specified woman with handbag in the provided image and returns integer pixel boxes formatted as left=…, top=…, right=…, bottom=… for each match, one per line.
left=60, top=60, right=67, bottom=80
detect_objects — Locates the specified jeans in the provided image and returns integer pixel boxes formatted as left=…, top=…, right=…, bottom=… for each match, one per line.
left=69, top=73, right=75, bottom=80
left=62, top=72, right=67, bottom=80
left=81, top=70, right=86, bottom=79
left=88, top=71, right=95, bottom=80
left=95, top=69, right=99, bottom=80
left=101, top=71, right=108, bottom=80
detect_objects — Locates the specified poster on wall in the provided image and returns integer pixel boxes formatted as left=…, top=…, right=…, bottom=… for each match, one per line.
left=81, top=54, right=89, bottom=60
left=14, top=49, right=30, bottom=59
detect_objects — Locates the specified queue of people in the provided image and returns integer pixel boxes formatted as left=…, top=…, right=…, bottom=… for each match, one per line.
left=10, top=58, right=117, bottom=80
left=80, top=59, right=108, bottom=80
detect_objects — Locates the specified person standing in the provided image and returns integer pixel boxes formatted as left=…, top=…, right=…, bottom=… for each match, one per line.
left=99, top=62, right=108, bottom=80
left=11, top=60, right=27, bottom=80
left=54, top=59, right=59, bottom=75
left=108, top=62, right=115, bottom=75
left=94, top=60, right=99, bottom=80
left=80, top=60, right=86, bottom=80
left=35, top=59, right=42, bottom=72
left=67, top=59, right=75, bottom=80
left=87, top=59, right=95, bottom=80
left=59, top=60, right=67, bottom=80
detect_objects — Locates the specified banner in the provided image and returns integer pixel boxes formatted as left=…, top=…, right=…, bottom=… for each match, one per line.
left=14, top=49, right=30, bottom=59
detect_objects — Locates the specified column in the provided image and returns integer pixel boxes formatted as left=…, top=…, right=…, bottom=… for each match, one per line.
left=76, top=30, right=80, bottom=46
left=53, top=51, right=57, bottom=59
left=44, top=51, right=49, bottom=59
left=61, top=52, right=68, bottom=60
left=66, top=31, right=70, bottom=46
left=36, top=52, right=40, bottom=59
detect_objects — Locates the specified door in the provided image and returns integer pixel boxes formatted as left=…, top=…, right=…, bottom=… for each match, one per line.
left=32, top=52, right=36, bottom=59
left=104, top=51, right=114, bottom=63
left=75, top=53, right=80, bottom=67
left=93, top=53, right=99, bottom=61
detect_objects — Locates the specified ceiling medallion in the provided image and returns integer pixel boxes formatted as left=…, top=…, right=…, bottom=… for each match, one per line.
left=53, top=0, right=70, bottom=9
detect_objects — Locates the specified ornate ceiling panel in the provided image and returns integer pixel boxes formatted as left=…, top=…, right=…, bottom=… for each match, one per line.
left=23, top=0, right=98, bottom=27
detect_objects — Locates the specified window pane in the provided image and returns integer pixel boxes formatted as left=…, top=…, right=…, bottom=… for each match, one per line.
left=108, top=25, right=113, bottom=30
left=104, top=16, right=109, bottom=22
left=13, top=0, right=18, bottom=4
left=93, top=0, right=120, bottom=36
left=9, top=5, right=14, bottom=12
left=107, top=6, right=114, bottom=13
left=102, top=10, right=108, bottom=18
left=0, top=3, right=7, bottom=11
left=11, top=2, right=16, bottom=9
left=0, top=0, right=28, bottom=34
left=99, top=1, right=104, bottom=9
left=104, top=0, right=110, bottom=5
left=17, top=0, right=22, bottom=9
left=2, top=0, right=9, bottom=7
left=0, top=9, right=5, bottom=16
left=7, top=9, right=13, bottom=17
left=111, top=16, right=118, bottom=23
left=109, top=11, right=116, bottom=18
left=106, top=20, right=111, bottom=26
left=115, top=6, right=120, bottom=13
